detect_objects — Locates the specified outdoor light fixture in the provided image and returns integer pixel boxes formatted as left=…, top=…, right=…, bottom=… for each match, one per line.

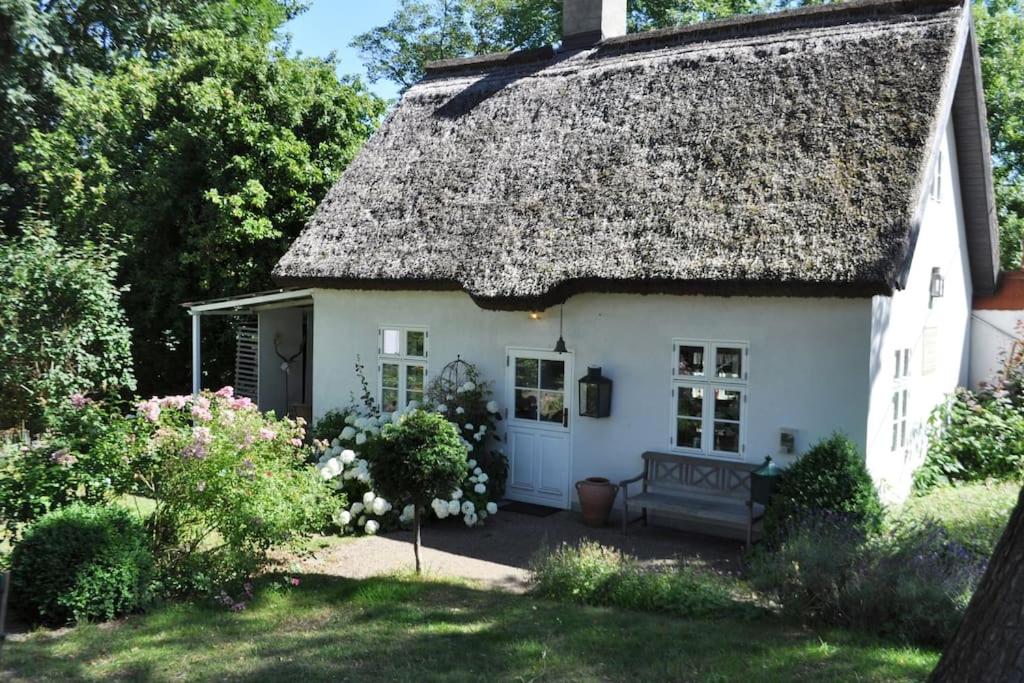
left=553, top=305, right=568, bottom=354
left=579, top=366, right=612, bottom=418
left=930, top=267, right=945, bottom=299
left=528, top=311, right=543, bottom=320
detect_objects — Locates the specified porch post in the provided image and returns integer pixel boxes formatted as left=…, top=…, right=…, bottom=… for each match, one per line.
left=191, top=312, right=201, bottom=394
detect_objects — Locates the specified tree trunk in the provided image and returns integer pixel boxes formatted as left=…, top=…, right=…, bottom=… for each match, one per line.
left=413, top=506, right=421, bottom=574
left=929, top=484, right=1024, bottom=682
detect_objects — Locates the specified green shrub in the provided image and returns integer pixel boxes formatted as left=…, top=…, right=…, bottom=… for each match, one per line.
left=916, top=388, right=1024, bottom=490
left=897, top=480, right=1018, bottom=557
left=10, top=503, right=154, bottom=624
left=764, top=433, right=883, bottom=542
left=750, top=513, right=985, bottom=647
left=531, top=540, right=738, bottom=618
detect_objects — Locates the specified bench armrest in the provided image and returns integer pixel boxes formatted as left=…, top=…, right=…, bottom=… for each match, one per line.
left=619, top=472, right=645, bottom=495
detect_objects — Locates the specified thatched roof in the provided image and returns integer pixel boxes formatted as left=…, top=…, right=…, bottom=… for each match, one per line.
left=274, top=0, right=998, bottom=308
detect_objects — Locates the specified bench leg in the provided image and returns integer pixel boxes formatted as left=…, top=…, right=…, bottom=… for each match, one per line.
left=642, top=508, right=648, bottom=527
left=745, top=502, right=753, bottom=552
left=622, top=498, right=629, bottom=535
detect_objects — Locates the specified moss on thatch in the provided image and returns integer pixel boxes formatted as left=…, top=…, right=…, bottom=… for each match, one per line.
left=274, top=0, right=965, bottom=309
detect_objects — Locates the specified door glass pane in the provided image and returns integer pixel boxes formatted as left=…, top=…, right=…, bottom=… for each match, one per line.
left=678, top=345, right=705, bottom=377
left=677, top=386, right=703, bottom=418
left=406, top=390, right=424, bottom=407
left=539, top=390, right=564, bottom=423
left=515, top=358, right=539, bottom=388
left=677, top=418, right=702, bottom=449
left=382, top=363, right=399, bottom=389
left=406, top=365, right=424, bottom=393
left=382, top=329, right=400, bottom=355
left=715, top=347, right=743, bottom=379
left=406, top=330, right=426, bottom=358
left=714, top=389, right=741, bottom=421
left=381, top=389, right=398, bottom=414
left=713, top=422, right=740, bottom=453
left=540, top=360, right=565, bottom=390
left=515, top=389, right=539, bottom=420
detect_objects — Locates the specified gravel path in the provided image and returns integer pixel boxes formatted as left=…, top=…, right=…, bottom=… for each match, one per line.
left=282, top=508, right=744, bottom=593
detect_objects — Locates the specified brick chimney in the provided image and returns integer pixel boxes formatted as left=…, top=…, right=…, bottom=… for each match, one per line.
left=562, top=0, right=627, bottom=49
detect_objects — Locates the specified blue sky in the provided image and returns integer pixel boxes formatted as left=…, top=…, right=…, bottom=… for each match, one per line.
left=284, top=1, right=404, bottom=102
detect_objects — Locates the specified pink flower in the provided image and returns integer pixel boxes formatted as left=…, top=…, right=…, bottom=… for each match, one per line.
left=69, top=393, right=90, bottom=409
left=229, top=396, right=254, bottom=411
left=289, top=438, right=303, bottom=447
left=220, top=409, right=236, bottom=425
left=137, top=399, right=161, bottom=423
left=215, top=386, right=235, bottom=399
left=191, top=405, right=213, bottom=422
left=159, top=395, right=189, bottom=410
left=290, top=577, right=301, bottom=587
left=258, top=427, right=276, bottom=441
left=49, top=449, right=78, bottom=467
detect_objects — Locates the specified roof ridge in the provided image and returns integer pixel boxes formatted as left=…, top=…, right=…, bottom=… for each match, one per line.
left=423, top=0, right=962, bottom=78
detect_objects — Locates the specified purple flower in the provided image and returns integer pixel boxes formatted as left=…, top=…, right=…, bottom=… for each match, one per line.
left=49, top=449, right=78, bottom=467
left=230, top=602, right=246, bottom=612
left=69, top=393, right=90, bottom=409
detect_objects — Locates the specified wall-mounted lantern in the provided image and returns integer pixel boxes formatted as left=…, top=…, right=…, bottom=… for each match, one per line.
left=579, top=366, right=612, bottom=418
left=930, top=267, right=945, bottom=299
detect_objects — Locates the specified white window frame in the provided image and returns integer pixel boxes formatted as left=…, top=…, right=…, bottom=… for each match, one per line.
left=930, top=149, right=943, bottom=202
left=378, top=325, right=429, bottom=412
left=892, top=347, right=911, bottom=452
left=670, top=339, right=749, bottom=459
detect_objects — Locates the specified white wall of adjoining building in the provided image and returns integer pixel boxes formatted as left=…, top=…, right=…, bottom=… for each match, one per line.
left=258, top=307, right=312, bottom=417
left=866, top=119, right=973, bottom=502
left=311, top=288, right=873, bottom=498
left=970, top=310, right=1021, bottom=387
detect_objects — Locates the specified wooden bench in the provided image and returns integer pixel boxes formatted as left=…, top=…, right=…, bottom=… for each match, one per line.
left=619, top=451, right=765, bottom=549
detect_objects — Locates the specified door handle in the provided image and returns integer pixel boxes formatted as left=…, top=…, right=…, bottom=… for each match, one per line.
left=563, top=407, right=569, bottom=428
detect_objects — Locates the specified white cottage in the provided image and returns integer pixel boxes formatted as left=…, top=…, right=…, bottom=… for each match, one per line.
left=189, top=0, right=999, bottom=507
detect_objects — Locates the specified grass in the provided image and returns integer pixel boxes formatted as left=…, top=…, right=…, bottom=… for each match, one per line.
left=2, top=573, right=939, bottom=682
left=897, top=480, right=1018, bottom=557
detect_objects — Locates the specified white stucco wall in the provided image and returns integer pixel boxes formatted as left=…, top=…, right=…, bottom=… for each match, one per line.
left=258, top=307, right=313, bottom=417
left=311, top=289, right=872, bottom=507
left=866, top=120, right=973, bottom=502
left=970, top=310, right=1022, bottom=387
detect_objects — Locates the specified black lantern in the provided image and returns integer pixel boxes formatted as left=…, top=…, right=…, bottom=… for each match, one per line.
left=750, top=456, right=783, bottom=506
left=578, top=366, right=612, bottom=418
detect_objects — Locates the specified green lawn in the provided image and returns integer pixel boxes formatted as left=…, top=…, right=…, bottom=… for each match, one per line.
left=2, top=573, right=939, bottom=682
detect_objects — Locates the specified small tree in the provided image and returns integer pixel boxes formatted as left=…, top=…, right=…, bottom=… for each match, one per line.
left=368, top=410, right=467, bottom=572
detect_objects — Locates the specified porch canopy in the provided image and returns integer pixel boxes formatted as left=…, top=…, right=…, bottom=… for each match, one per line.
left=183, top=288, right=313, bottom=396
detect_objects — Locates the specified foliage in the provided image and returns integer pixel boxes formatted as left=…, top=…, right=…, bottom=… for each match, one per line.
left=750, top=512, right=986, bottom=647
left=0, top=223, right=134, bottom=431
left=897, top=480, right=1018, bottom=557
left=916, top=388, right=1024, bottom=489
left=314, top=359, right=507, bottom=531
left=1, top=575, right=940, bottom=682
left=530, top=540, right=742, bottom=618
left=14, top=5, right=385, bottom=395
left=763, top=433, right=883, bottom=542
left=368, top=410, right=468, bottom=511
left=129, top=388, right=333, bottom=594
left=10, top=503, right=154, bottom=624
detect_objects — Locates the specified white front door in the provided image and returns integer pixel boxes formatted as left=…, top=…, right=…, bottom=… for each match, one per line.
left=505, top=348, right=572, bottom=508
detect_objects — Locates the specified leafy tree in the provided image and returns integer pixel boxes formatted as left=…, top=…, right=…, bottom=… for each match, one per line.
left=367, top=410, right=468, bottom=572
left=0, top=221, right=134, bottom=431
left=18, top=14, right=386, bottom=394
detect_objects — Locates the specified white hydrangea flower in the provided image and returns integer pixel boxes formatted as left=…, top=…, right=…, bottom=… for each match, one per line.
left=436, top=404, right=448, bottom=413
left=479, top=425, right=487, bottom=434
left=350, top=502, right=364, bottom=515
left=469, top=475, right=478, bottom=484
left=331, top=438, right=341, bottom=448
left=451, top=488, right=463, bottom=500
left=372, top=497, right=389, bottom=516
left=341, top=426, right=356, bottom=440
left=434, top=502, right=450, bottom=520
left=464, top=512, right=478, bottom=526
left=473, top=467, right=483, bottom=475
left=340, top=449, right=356, bottom=465
left=473, top=433, right=483, bottom=441
left=355, top=432, right=368, bottom=445
left=486, top=502, right=498, bottom=515
left=335, top=509, right=352, bottom=526
left=477, top=472, right=489, bottom=483
left=455, top=406, right=465, bottom=414
left=408, top=400, right=420, bottom=410
left=461, top=500, right=475, bottom=515
left=474, top=483, right=487, bottom=494
left=402, top=504, right=415, bottom=518
left=447, top=499, right=460, bottom=515
left=464, top=423, right=474, bottom=430
left=362, top=491, right=376, bottom=505
left=345, top=413, right=357, bottom=425
left=365, top=520, right=380, bottom=534
left=391, top=411, right=403, bottom=425
left=467, top=459, right=477, bottom=469
left=486, top=401, right=499, bottom=413
left=357, top=515, right=366, bottom=526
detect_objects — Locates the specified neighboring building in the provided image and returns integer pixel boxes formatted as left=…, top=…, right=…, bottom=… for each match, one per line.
left=189, top=0, right=998, bottom=505
left=971, top=272, right=1024, bottom=388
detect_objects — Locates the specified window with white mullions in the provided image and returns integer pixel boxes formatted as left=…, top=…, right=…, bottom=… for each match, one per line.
left=672, top=340, right=748, bottom=457
left=892, top=347, right=911, bottom=452
left=378, top=326, right=428, bottom=412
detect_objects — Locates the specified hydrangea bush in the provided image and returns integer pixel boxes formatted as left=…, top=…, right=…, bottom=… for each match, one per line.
left=314, top=360, right=508, bottom=531
left=129, top=387, right=333, bottom=593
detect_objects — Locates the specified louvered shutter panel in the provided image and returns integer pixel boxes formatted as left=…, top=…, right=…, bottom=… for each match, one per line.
left=234, top=320, right=259, bottom=401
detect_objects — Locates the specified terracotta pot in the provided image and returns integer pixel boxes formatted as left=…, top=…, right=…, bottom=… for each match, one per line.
left=575, top=477, right=619, bottom=528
